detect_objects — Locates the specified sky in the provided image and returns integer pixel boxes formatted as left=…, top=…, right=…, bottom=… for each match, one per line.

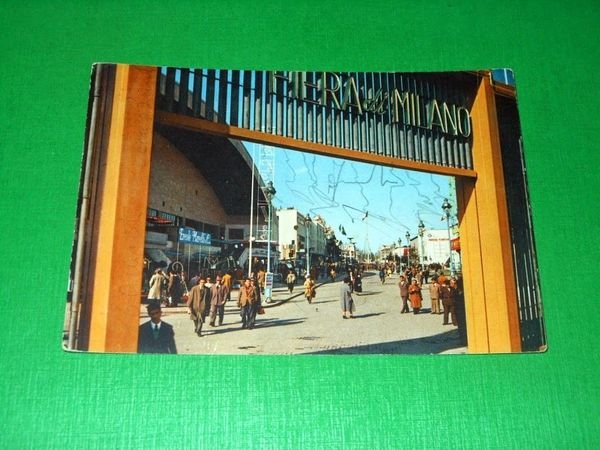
left=246, top=142, right=454, bottom=252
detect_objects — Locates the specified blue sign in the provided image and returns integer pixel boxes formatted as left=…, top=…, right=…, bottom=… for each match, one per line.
left=178, top=227, right=211, bottom=245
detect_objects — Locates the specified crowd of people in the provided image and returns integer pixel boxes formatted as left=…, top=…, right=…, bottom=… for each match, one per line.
left=139, top=266, right=266, bottom=353
left=146, top=264, right=189, bottom=308
left=186, top=272, right=265, bottom=335
left=394, top=266, right=466, bottom=341
left=138, top=262, right=467, bottom=353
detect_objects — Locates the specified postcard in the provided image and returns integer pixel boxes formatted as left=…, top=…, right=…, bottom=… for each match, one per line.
left=64, top=64, right=545, bottom=355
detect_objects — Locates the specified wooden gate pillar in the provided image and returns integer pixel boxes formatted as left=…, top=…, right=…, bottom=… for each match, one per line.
left=87, top=65, right=157, bottom=352
left=456, top=74, right=521, bottom=353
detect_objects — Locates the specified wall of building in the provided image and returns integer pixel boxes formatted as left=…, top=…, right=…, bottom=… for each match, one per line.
left=422, top=229, right=450, bottom=264
left=277, top=208, right=300, bottom=258
left=311, top=217, right=328, bottom=256
left=148, top=133, right=228, bottom=226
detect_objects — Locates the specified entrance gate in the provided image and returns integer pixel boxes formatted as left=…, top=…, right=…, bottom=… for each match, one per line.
left=70, top=64, right=544, bottom=353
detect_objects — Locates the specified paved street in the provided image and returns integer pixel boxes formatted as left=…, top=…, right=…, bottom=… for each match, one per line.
left=140, top=271, right=467, bottom=355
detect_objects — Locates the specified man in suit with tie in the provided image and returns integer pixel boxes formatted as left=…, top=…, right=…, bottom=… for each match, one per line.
left=137, top=301, right=177, bottom=354
left=208, top=274, right=229, bottom=327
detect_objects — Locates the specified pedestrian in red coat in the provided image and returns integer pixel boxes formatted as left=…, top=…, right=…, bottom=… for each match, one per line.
left=408, top=279, right=422, bottom=314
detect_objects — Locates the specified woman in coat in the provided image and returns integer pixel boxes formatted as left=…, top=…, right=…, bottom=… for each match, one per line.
left=340, top=276, right=355, bottom=319
left=148, top=268, right=166, bottom=304
left=303, top=275, right=316, bottom=304
left=408, top=279, right=423, bottom=314
left=286, top=270, right=296, bottom=294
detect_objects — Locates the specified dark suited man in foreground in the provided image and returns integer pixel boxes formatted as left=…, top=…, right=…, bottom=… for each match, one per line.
left=137, top=301, right=177, bottom=354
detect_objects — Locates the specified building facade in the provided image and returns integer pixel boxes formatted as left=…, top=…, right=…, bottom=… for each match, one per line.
left=276, top=208, right=334, bottom=274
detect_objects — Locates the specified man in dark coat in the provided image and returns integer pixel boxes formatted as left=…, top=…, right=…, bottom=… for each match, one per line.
left=187, top=277, right=210, bottom=336
left=208, top=275, right=229, bottom=326
left=440, top=279, right=457, bottom=326
left=137, top=301, right=177, bottom=354
left=398, top=275, right=410, bottom=313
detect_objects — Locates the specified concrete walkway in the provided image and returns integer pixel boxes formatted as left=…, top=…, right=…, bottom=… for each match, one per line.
left=140, top=271, right=467, bottom=355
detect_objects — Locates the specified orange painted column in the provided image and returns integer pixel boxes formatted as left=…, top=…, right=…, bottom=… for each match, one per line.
left=456, top=178, right=489, bottom=352
left=457, top=74, right=521, bottom=353
left=88, top=65, right=157, bottom=352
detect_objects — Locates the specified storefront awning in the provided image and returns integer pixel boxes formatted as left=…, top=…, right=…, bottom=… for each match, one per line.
left=145, top=248, right=171, bottom=266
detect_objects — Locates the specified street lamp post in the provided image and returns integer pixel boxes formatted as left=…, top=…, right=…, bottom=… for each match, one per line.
left=304, top=213, right=312, bottom=278
left=418, top=219, right=426, bottom=270
left=263, top=181, right=276, bottom=302
left=405, top=231, right=411, bottom=269
left=442, top=198, right=454, bottom=276
left=397, top=237, right=402, bottom=272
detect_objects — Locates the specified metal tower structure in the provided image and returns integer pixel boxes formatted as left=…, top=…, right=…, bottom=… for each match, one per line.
left=258, top=144, right=275, bottom=186
left=248, top=143, right=276, bottom=277
left=257, top=144, right=275, bottom=232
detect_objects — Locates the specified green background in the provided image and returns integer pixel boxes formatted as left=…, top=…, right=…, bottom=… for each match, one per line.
left=1, top=1, right=598, bottom=448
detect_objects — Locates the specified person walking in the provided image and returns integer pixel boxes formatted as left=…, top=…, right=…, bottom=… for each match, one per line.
left=137, top=301, right=177, bottom=354
left=303, top=275, right=316, bottom=304
left=437, top=272, right=447, bottom=288
left=221, top=271, right=233, bottom=302
left=148, top=268, right=166, bottom=305
left=440, top=279, right=458, bottom=326
left=353, top=272, right=363, bottom=294
left=209, top=275, right=229, bottom=327
left=429, top=278, right=441, bottom=314
left=187, top=277, right=210, bottom=336
left=203, top=276, right=213, bottom=318
left=408, top=278, right=423, bottom=314
left=286, top=270, right=296, bottom=294
left=189, top=272, right=201, bottom=289
left=167, top=267, right=186, bottom=307
left=340, top=276, right=355, bottom=319
left=398, top=275, right=410, bottom=313
left=249, top=277, right=263, bottom=329
left=237, top=278, right=257, bottom=329
left=257, top=268, right=266, bottom=295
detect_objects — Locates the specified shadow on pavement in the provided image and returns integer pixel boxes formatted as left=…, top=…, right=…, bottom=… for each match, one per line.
left=351, top=312, right=385, bottom=319
left=253, top=318, right=306, bottom=329
left=352, top=291, right=382, bottom=297
left=202, top=317, right=306, bottom=335
left=305, top=329, right=465, bottom=355
left=360, top=271, right=377, bottom=278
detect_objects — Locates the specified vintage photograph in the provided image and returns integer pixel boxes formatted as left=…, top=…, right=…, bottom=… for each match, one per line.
left=63, top=64, right=545, bottom=355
